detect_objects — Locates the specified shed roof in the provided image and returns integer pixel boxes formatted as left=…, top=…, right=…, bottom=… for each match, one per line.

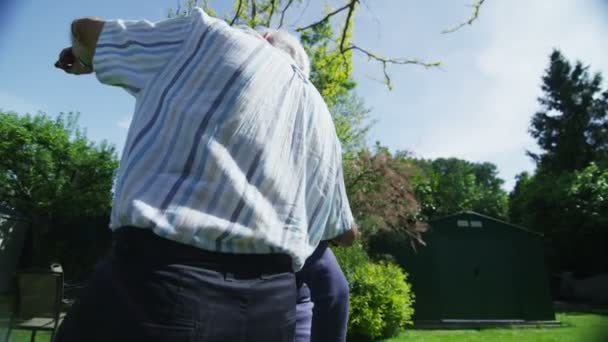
left=430, top=211, right=542, bottom=237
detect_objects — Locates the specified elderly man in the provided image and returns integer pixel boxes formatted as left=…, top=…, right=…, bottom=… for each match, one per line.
left=54, top=7, right=356, bottom=342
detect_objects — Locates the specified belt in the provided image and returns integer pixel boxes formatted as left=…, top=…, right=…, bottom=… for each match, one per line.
left=112, top=226, right=293, bottom=277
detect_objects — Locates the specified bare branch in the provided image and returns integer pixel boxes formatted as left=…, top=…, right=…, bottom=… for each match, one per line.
left=294, top=0, right=438, bottom=89
left=442, top=0, right=486, bottom=34
left=295, top=2, right=352, bottom=32
left=359, top=0, right=382, bottom=38
left=251, top=0, right=257, bottom=24
left=277, top=0, right=296, bottom=29
left=230, top=0, right=245, bottom=26
left=292, top=0, right=311, bottom=27
left=345, top=45, right=441, bottom=90
left=339, top=0, right=358, bottom=53
left=265, top=0, right=278, bottom=27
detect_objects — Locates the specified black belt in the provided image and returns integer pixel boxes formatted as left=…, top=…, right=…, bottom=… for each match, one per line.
left=112, top=226, right=293, bottom=277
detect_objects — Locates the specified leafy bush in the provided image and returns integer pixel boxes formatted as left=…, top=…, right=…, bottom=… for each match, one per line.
left=334, top=245, right=415, bottom=341
left=333, top=243, right=369, bottom=280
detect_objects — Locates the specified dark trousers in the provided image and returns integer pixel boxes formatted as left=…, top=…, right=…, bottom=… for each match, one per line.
left=295, top=284, right=314, bottom=341
left=295, top=242, right=349, bottom=342
left=55, top=227, right=297, bottom=342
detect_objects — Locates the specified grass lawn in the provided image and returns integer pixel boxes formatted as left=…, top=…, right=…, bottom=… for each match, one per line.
left=386, top=312, right=608, bottom=342
left=4, top=312, right=607, bottom=341
left=6, top=330, right=52, bottom=342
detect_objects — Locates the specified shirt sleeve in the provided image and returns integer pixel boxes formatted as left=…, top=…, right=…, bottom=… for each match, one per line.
left=321, top=157, right=356, bottom=241
left=92, top=14, right=192, bottom=94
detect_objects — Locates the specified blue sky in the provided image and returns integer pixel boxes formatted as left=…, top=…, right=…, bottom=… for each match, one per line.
left=1, top=0, right=607, bottom=190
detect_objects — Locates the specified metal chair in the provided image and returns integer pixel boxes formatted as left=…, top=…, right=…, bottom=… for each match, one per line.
left=4, top=269, right=64, bottom=342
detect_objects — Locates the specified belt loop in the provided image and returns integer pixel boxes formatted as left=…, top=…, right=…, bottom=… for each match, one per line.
left=225, top=272, right=235, bottom=282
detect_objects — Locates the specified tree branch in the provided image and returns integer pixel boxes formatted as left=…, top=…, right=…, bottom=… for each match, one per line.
left=265, top=0, right=278, bottom=27
left=293, top=0, right=311, bottom=26
left=442, top=0, right=486, bottom=34
left=277, top=0, right=295, bottom=29
left=295, top=2, right=352, bottom=32
left=295, top=0, right=439, bottom=89
left=251, top=0, right=257, bottom=24
left=339, top=0, right=358, bottom=53
left=230, top=0, right=245, bottom=26
left=344, top=44, right=441, bottom=90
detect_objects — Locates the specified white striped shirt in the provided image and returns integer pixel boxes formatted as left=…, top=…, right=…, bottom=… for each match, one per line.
left=93, top=8, right=354, bottom=271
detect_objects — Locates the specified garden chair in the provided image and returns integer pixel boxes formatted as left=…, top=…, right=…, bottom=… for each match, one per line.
left=4, top=269, right=63, bottom=342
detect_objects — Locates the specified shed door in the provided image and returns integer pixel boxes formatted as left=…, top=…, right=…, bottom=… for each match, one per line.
left=478, top=237, right=520, bottom=319
left=434, top=233, right=521, bottom=320
left=433, top=234, right=483, bottom=320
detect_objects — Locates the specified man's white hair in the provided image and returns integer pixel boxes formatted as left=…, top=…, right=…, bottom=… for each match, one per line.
left=258, top=28, right=310, bottom=78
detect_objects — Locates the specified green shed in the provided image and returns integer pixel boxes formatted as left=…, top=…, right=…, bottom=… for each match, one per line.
left=399, top=212, right=556, bottom=324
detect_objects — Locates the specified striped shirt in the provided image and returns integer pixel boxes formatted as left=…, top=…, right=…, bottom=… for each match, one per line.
left=93, top=8, right=354, bottom=271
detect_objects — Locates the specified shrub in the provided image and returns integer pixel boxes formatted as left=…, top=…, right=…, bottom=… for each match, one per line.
left=333, top=243, right=369, bottom=281
left=334, top=245, right=415, bottom=341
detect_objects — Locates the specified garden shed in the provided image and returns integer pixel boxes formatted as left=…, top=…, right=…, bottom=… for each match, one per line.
left=399, top=212, right=556, bottom=324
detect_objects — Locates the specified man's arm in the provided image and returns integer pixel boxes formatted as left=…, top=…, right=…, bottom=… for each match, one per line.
left=55, top=17, right=104, bottom=75
left=55, top=12, right=194, bottom=93
left=71, top=17, right=104, bottom=68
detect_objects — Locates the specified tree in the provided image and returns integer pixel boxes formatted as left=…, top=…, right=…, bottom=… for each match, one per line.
left=412, top=158, right=508, bottom=220
left=511, top=164, right=608, bottom=236
left=564, top=163, right=608, bottom=231
left=529, top=49, right=608, bottom=173
left=508, top=164, right=608, bottom=275
left=343, top=144, right=426, bottom=247
left=509, top=51, right=608, bottom=275
left=507, top=171, right=532, bottom=225
left=0, top=111, right=118, bottom=277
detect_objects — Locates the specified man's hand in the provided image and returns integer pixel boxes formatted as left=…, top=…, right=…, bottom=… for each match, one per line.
left=332, top=224, right=358, bottom=247
left=55, top=47, right=93, bottom=74
left=55, top=17, right=104, bottom=75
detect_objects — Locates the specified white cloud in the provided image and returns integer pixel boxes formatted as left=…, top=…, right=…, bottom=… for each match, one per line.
left=117, top=116, right=132, bottom=129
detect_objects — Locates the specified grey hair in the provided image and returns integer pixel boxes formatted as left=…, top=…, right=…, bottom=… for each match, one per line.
left=258, top=28, right=310, bottom=78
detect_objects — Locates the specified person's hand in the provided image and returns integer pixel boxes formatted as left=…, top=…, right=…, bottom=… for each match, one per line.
left=54, top=47, right=93, bottom=75
left=331, top=225, right=358, bottom=247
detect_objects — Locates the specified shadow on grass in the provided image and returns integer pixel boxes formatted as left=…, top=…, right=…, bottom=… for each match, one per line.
left=554, top=301, right=608, bottom=316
